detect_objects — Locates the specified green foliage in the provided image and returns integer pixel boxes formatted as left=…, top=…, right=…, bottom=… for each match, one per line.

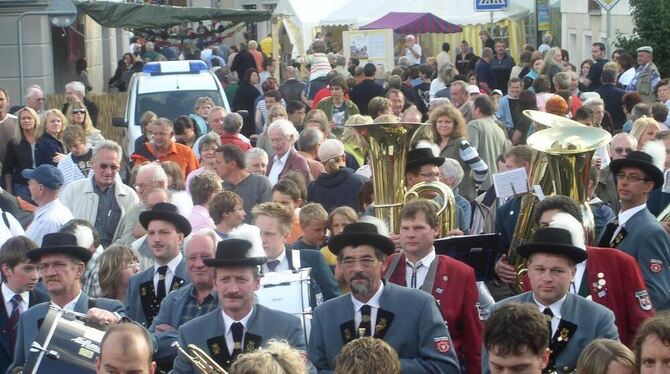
left=615, top=0, right=670, bottom=77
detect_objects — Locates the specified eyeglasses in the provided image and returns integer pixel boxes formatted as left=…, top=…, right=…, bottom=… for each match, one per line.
left=98, top=163, right=120, bottom=171
left=616, top=173, right=650, bottom=183
left=613, top=147, right=632, bottom=154
left=418, top=172, right=441, bottom=179
left=341, top=257, right=377, bottom=268
left=72, top=109, right=86, bottom=114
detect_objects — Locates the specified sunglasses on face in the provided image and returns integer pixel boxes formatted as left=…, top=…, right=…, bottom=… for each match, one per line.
left=73, top=109, right=86, bottom=114
left=98, top=163, right=120, bottom=171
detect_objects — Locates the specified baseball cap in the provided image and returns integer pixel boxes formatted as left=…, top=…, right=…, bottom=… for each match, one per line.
left=467, top=85, right=481, bottom=95
left=22, top=164, right=64, bottom=189
left=318, top=139, right=345, bottom=162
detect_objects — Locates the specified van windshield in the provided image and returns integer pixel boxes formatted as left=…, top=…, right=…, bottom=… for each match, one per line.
left=133, top=90, right=225, bottom=125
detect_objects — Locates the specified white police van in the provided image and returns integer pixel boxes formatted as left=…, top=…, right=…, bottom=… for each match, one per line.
left=113, top=60, right=230, bottom=164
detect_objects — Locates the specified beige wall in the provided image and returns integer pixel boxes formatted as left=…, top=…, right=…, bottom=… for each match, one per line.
left=561, top=0, right=634, bottom=65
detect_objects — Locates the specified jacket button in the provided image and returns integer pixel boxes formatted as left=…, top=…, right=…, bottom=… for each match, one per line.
left=563, top=367, right=570, bottom=372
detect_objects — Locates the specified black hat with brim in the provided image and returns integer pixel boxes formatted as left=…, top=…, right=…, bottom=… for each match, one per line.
left=139, top=202, right=192, bottom=236
left=609, top=151, right=664, bottom=189
left=27, top=233, right=92, bottom=263
left=203, top=238, right=266, bottom=267
left=518, top=227, right=588, bottom=263
left=328, top=222, right=395, bottom=256
left=406, top=148, right=445, bottom=171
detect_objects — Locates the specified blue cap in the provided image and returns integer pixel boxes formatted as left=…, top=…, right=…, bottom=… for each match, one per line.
left=21, top=165, right=64, bottom=189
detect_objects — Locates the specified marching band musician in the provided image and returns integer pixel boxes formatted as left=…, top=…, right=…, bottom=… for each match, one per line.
left=0, top=237, right=48, bottom=373
left=125, top=203, right=191, bottom=327
left=171, top=238, right=306, bottom=373
left=9, top=232, right=128, bottom=371
left=495, top=146, right=532, bottom=251
left=485, top=226, right=619, bottom=374
left=148, top=229, right=220, bottom=370
left=97, top=323, right=156, bottom=374
left=251, top=202, right=339, bottom=307
left=529, top=196, right=654, bottom=347
left=308, top=222, right=461, bottom=373
left=598, top=149, right=670, bottom=310
left=384, top=199, right=482, bottom=373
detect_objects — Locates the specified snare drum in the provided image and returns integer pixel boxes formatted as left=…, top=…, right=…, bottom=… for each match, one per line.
left=256, top=268, right=312, bottom=342
left=24, top=307, right=105, bottom=374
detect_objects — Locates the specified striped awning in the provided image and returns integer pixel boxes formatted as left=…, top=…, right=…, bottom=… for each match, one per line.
left=359, top=12, right=462, bottom=34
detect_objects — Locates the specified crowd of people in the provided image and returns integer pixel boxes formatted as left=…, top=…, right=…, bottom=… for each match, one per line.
left=0, top=27, right=669, bottom=374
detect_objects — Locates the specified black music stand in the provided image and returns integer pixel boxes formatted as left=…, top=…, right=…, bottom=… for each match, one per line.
left=434, top=234, right=500, bottom=282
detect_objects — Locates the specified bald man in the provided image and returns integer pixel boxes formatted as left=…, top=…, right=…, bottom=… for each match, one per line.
left=96, top=323, right=156, bottom=374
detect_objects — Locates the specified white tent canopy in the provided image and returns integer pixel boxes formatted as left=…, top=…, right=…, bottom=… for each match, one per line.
left=273, top=0, right=349, bottom=57
left=320, top=0, right=534, bottom=28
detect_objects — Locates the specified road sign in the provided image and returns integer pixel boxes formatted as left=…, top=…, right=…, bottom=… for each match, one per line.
left=594, top=0, right=621, bottom=11
left=474, top=0, right=509, bottom=12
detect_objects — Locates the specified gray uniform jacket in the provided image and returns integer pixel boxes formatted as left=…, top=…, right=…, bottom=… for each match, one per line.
left=9, top=293, right=125, bottom=372
left=485, top=292, right=619, bottom=373
left=308, top=282, right=461, bottom=373
left=171, top=305, right=305, bottom=373
left=609, top=208, right=670, bottom=310
left=125, top=258, right=190, bottom=327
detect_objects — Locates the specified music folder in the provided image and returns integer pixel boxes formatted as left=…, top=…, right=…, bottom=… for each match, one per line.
left=433, top=233, right=500, bottom=282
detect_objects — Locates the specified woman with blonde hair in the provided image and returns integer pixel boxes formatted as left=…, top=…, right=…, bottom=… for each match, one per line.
left=35, top=108, right=67, bottom=166
left=429, top=104, right=488, bottom=201
left=66, top=101, right=105, bottom=146
left=229, top=339, right=308, bottom=374
left=189, top=96, right=215, bottom=135
left=98, top=245, right=140, bottom=302
left=3, top=107, right=38, bottom=201
left=630, top=117, right=661, bottom=150
left=542, top=47, right=564, bottom=88
left=576, top=339, right=635, bottom=374
left=341, top=114, right=372, bottom=170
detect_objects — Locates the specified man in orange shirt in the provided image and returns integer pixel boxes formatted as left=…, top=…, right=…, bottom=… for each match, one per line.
left=131, top=118, right=199, bottom=178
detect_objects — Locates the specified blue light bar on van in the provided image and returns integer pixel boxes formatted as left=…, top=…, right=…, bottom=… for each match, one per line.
left=143, top=61, right=209, bottom=75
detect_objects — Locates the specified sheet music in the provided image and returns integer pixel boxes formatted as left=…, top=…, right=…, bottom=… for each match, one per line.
left=492, top=167, right=529, bottom=199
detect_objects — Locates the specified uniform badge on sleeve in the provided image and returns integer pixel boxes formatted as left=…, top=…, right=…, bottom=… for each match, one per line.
left=635, top=290, right=653, bottom=311
left=434, top=337, right=450, bottom=353
left=649, top=259, right=664, bottom=273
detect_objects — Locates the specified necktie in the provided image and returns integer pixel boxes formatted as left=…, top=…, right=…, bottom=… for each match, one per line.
left=410, top=263, right=423, bottom=288
left=267, top=259, right=280, bottom=272
left=156, top=265, right=168, bottom=302
left=543, top=307, right=554, bottom=337
left=231, top=321, right=244, bottom=355
left=358, top=304, right=372, bottom=337
left=9, top=294, right=22, bottom=350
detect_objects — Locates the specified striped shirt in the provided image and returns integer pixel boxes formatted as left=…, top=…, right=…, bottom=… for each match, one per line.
left=458, top=138, right=488, bottom=187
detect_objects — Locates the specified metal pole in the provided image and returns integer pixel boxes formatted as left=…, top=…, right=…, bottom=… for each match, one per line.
left=17, top=10, right=74, bottom=95
left=606, top=9, right=612, bottom=51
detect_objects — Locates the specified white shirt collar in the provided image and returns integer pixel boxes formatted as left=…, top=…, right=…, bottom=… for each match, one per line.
left=155, top=252, right=183, bottom=274
left=532, top=293, right=567, bottom=318
left=35, top=198, right=61, bottom=214
left=351, top=281, right=384, bottom=311
left=61, top=290, right=83, bottom=312
left=222, top=307, right=254, bottom=334
left=2, top=283, right=29, bottom=306
left=618, top=203, right=647, bottom=226
left=406, top=249, right=436, bottom=269
left=274, top=149, right=291, bottom=164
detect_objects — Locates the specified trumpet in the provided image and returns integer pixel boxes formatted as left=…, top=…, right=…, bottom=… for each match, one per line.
left=172, top=341, right=228, bottom=374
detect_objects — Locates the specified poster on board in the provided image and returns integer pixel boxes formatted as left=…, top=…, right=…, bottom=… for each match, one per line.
left=343, top=29, right=394, bottom=75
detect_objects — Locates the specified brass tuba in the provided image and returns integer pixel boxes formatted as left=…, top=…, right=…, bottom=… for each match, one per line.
left=507, top=110, right=588, bottom=293
left=172, top=341, right=228, bottom=374
left=528, top=126, right=612, bottom=244
left=346, top=120, right=457, bottom=234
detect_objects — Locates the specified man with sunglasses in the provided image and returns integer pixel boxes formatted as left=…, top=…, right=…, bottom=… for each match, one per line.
left=598, top=149, right=670, bottom=311
left=596, top=132, right=638, bottom=213
left=61, top=141, right=138, bottom=247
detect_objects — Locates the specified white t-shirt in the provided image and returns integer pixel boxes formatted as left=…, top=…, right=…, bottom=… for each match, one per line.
left=0, top=210, right=24, bottom=249
left=405, top=44, right=422, bottom=65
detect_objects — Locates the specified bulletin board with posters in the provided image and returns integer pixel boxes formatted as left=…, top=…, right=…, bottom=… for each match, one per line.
left=343, top=29, right=394, bottom=75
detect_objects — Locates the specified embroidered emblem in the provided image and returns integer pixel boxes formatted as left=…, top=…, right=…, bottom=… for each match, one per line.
left=635, top=290, right=653, bottom=311
left=434, top=337, right=450, bottom=353
left=211, top=343, right=221, bottom=356
left=246, top=340, right=255, bottom=351
left=141, top=286, right=147, bottom=296
left=375, top=318, right=387, bottom=333
left=344, top=329, right=352, bottom=341
left=557, top=328, right=570, bottom=342
left=650, top=259, right=664, bottom=273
